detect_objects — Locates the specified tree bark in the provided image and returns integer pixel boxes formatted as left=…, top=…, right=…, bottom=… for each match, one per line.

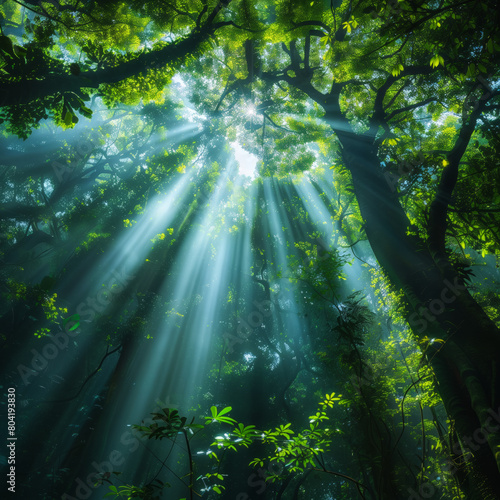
left=333, top=126, right=500, bottom=498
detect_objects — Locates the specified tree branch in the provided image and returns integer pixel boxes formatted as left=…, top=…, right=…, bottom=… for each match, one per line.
left=289, top=20, right=331, bottom=34
left=0, top=1, right=234, bottom=107
left=385, top=98, right=436, bottom=121
left=368, top=65, right=435, bottom=136
left=427, top=90, right=492, bottom=255
left=46, top=344, right=122, bottom=403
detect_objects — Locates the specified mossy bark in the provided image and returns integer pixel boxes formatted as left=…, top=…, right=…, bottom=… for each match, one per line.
left=335, top=130, right=500, bottom=498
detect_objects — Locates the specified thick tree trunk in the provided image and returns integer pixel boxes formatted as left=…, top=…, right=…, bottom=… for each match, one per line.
left=335, top=129, right=500, bottom=499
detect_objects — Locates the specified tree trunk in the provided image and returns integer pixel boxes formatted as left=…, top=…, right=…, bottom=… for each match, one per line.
left=335, top=128, right=500, bottom=499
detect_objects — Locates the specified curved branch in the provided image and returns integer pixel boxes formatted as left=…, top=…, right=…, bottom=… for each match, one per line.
left=45, top=344, right=122, bottom=403
left=311, top=466, right=367, bottom=498
left=205, top=0, right=232, bottom=25
left=212, top=20, right=265, bottom=32
left=385, top=97, right=437, bottom=121
left=289, top=20, right=331, bottom=34
left=369, top=65, right=435, bottom=136
left=427, top=91, right=492, bottom=255
left=183, top=430, right=194, bottom=500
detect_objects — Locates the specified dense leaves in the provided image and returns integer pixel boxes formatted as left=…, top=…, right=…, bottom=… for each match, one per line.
left=1, top=1, right=499, bottom=499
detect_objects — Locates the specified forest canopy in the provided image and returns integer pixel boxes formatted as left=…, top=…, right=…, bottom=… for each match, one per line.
left=1, top=1, right=499, bottom=499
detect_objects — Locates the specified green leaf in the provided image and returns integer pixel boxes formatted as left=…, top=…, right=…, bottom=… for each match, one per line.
left=430, top=55, right=440, bottom=68
left=217, top=406, right=233, bottom=417
left=64, top=111, right=73, bottom=126
left=0, top=35, right=15, bottom=57
left=80, top=106, right=93, bottom=118
left=63, top=314, right=80, bottom=331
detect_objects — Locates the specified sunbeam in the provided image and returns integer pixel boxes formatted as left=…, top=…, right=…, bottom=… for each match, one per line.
left=2, top=3, right=499, bottom=499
